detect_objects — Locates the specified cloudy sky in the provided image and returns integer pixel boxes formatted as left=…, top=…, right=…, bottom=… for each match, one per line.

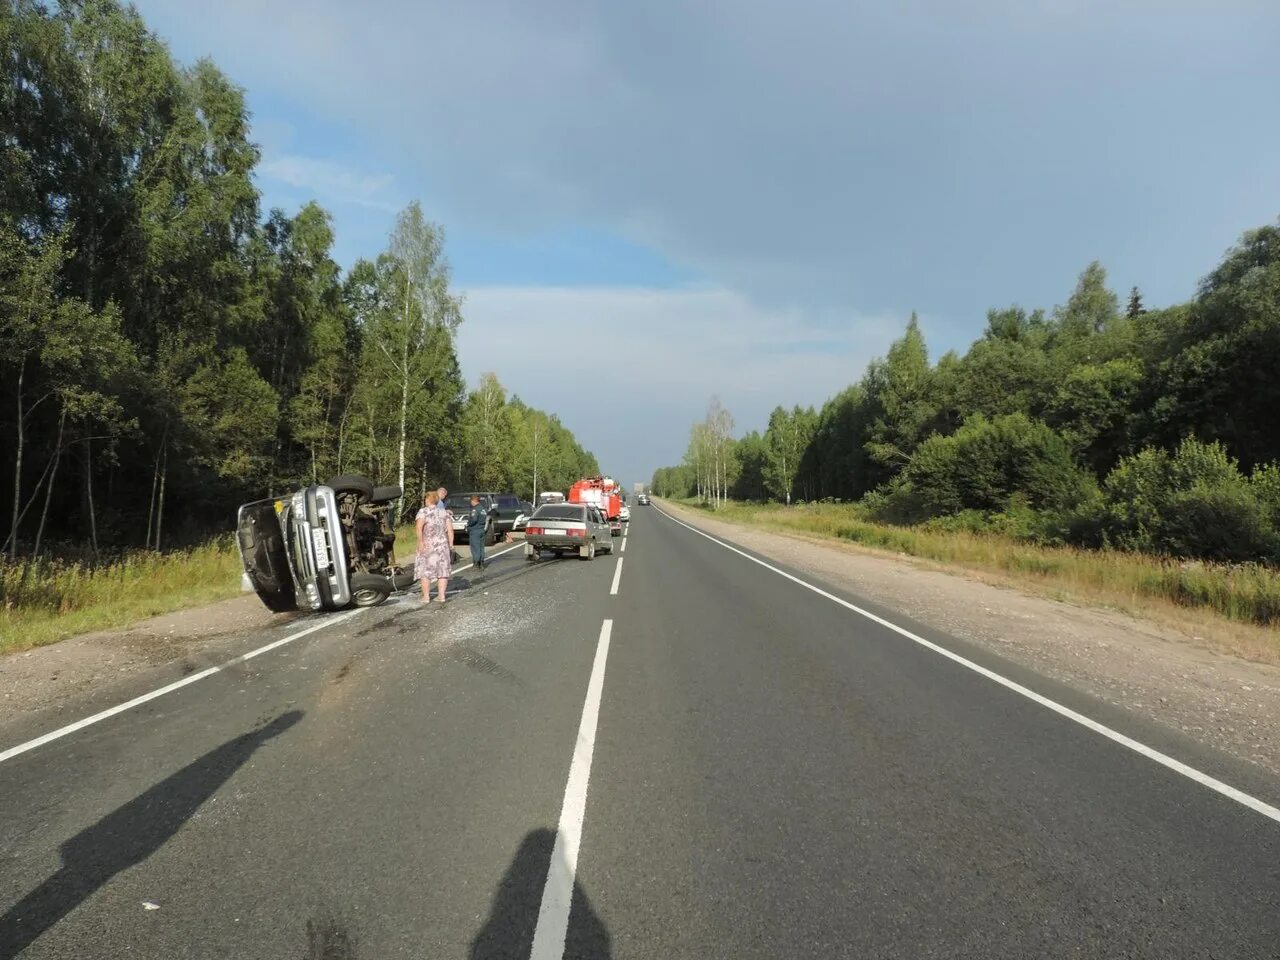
left=135, top=0, right=1279, bottom=487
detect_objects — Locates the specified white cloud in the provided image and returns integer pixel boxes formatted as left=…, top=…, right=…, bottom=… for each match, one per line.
left=258, top=155, right=397, bottom=212
left=456, top=284, right=902, bottom=481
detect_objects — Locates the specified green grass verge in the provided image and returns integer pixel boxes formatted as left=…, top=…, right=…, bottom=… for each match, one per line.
left=673, top=499, right=1280, bottom=630
left=0, top=538, right=245, bottom=654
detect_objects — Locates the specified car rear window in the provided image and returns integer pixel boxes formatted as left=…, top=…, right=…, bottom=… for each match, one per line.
left=534, top=505, right=585, bottom=520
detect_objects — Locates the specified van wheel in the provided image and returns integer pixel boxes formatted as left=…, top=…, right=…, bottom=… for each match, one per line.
left=351, top=573, right=391, bottom=607
left=326, top=475, right=376, bottom=501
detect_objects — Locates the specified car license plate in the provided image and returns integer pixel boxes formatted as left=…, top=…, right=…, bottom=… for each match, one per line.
left=312, top=528, right=330, bottom=568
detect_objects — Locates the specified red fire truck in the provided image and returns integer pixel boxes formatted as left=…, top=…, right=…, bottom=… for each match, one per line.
left=568, top=476, right=623, bottom=530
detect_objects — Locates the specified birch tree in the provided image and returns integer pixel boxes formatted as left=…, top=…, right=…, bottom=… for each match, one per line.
left=361, top=204, right=462, bottom=509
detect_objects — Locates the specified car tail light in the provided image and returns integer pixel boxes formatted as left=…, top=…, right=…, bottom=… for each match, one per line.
left=526, top=526, right=543, bottom=535
left=566, top=527, right=586, bottom=537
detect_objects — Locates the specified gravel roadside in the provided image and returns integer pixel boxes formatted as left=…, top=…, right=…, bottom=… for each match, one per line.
left=0, top=593, right=299, bottom=728
left=661, top=500, right=1280, bottom=779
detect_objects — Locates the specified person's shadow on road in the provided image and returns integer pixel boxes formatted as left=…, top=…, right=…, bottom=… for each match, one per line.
left=0, top=710, right=303, bottom=959
left=470, top=828, right=612, bottom=960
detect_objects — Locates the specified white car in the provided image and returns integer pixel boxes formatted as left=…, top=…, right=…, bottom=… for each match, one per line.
left=619, top=504, right=631, bottom=522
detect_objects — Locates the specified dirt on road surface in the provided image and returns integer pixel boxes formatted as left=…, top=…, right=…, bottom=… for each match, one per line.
left=661, top=501, right=1280, bottom=780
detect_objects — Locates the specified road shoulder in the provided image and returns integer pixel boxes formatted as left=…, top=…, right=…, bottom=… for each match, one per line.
left=659, top=500, right=1280, bottom=779
left=0, top=593, right=300, bottom=732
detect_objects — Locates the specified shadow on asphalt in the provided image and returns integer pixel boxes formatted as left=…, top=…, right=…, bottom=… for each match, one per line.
left=303, top=913, right=359, bottom=960
left=470, top=828, right=611, bottom=960
left=0, top=711, right=303, bottom=959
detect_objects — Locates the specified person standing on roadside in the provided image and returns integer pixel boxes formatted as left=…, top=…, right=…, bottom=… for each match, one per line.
left=436, top=486, right=449, bottom=514
left=466, top=494, right=489, bottom=570
left=415, top=490, right=453, bottom=604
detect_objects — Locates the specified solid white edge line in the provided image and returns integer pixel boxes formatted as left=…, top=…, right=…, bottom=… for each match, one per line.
left=529, top=618, right=614, bottom=960
left=0, top=541, right=527, bottom=766
left=654, top=506, right=1280, bottom=825
left=609, top=558, right=625, bottom=596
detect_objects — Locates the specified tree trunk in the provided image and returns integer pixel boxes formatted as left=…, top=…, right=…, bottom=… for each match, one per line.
left=10, top=358, right=24, bottom=560
left=154, top=443, right=167, bottom=551
left=33, top=408, right=66, bottom=557
left=1, top=447, right=55, bottom=555
left=336, top=402, right=349, bottom=474
left=145, top=421, right=168, bottom=549
left=86, top=437, right=99, bottom=556
left=145, top=451, right=158, bottom=549
left=396, top=335, right=409, bottom=522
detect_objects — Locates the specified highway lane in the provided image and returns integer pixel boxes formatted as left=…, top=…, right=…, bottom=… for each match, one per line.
left=577, top=507, right=1280, bottom=958
left=0, top=544, right=620, bottom=959
left=2, top=505, right=1279, bottom=957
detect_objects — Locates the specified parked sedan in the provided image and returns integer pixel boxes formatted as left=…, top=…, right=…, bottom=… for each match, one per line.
left=523, top=503, right=613, bottom=560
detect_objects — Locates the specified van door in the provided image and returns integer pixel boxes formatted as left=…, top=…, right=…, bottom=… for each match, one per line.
left=236, top=499, right=297, bottom=612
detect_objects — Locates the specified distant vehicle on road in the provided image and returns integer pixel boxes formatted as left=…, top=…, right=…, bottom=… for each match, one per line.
left=637, top=493, right=650, bottom=505
left=569, top=476, right=622, bottom=520
left=446, top=493, right=499, bottom=545
left=537, top=491, right=565, bottom=506
left=523, top=503, right=613, bottom=560
left=619, top=503, right=631, bottom=522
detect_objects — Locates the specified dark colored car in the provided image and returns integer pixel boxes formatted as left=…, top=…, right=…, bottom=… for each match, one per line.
left=446, top=493, right=499, bottom=545
left=237, top=475, right=413, bottom=613
left=491, top=494, right=528, bottom=536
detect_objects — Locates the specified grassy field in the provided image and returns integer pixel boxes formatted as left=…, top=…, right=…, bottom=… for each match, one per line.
left=0, top=540, right=245, bottom=655
left=671, top=499, right=1280, bottom=642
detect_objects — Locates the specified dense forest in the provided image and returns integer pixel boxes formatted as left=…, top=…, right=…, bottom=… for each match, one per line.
left=654, top=223, right=1280, bottom=564
left=1, top=0, right=598, bottom=558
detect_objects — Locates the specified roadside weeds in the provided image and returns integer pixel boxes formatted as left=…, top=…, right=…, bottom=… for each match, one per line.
left=1, top=541, right=244, bottom=655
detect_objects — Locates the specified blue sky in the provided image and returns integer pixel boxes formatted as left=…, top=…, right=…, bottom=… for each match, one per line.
left=134, top=0, right=1280, bottom=488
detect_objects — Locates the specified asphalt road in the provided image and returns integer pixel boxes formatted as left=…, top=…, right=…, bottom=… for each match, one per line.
left=1, top=507, right=1278, bottom=958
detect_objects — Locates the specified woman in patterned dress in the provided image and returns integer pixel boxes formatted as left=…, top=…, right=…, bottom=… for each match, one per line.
left=415, top=490, right=454, bottom=603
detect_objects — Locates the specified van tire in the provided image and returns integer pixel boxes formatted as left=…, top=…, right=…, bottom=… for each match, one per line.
left=326, top=475, right=375, bottom=501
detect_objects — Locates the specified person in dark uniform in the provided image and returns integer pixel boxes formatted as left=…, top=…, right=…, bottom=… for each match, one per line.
left=466, top=494, right=489, bottom=570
